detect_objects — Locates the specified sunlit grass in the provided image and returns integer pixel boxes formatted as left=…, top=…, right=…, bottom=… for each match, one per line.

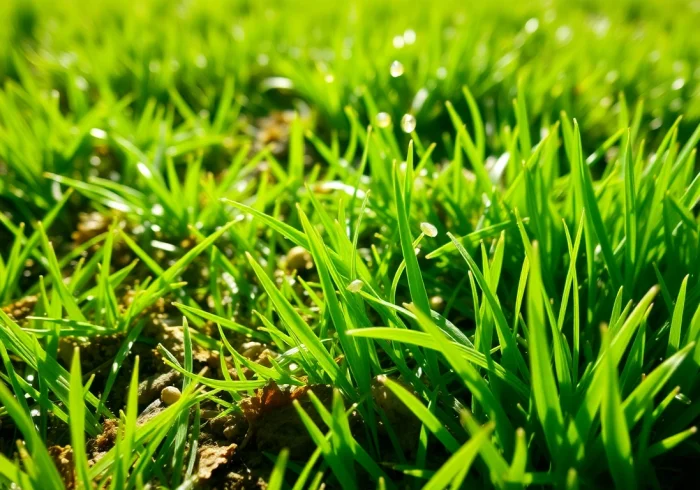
left=1, top=0, right=700, bottom=489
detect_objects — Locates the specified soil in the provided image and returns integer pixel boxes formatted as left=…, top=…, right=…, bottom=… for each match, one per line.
left=49, top=445, right=75, bottom=489
left=0, top=226, right=429, bottom=489
left=0, top=113, right=434, bottom=489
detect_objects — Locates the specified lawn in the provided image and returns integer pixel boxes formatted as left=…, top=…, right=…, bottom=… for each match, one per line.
left=1, top=0, right=700, bottom=488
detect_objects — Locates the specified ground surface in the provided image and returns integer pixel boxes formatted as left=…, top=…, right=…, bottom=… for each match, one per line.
left=2, top=0, right=700, bottom=489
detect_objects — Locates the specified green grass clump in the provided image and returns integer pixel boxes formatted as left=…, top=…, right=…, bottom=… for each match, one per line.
left=1, top=0, right=700, bottom=488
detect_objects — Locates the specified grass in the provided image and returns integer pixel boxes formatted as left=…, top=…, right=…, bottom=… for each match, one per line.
left=1, top=0, right=700, bottom=488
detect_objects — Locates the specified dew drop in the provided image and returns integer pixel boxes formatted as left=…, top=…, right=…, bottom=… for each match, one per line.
left=411, top=88, right=429, bottom=112
left=75, top=76, right=88, bottom=91
left=675, top=392, right=692, bottom=405
left=90, top=128, right=107, bottom=139
left=524, top=18, right=539, bottom=34
left=347, top=279, right=365, bottom=292
left=400, top=114, right=416, bottom=133
left=555, top=26, right=572, bottom=44
left=420, top=222, right=438, bottom=237
left=376, top=112, right=392, bottom=128
left=195, top=54, right=208, bottom=68
left=137, top=162, right=152, bottom=178
left=403, top=29, right=417, bottom=45
left=390, top=60, right=404, bottom=78
left=672, top=78, right=685, bottom=90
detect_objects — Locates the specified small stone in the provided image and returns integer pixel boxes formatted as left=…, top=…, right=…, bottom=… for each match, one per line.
left=429, top=295, right=445, bottom=312
left=241, top=341, right=262, bottom=351
left=241, top=342, right=264, bottom=360
left=160, top=386, right=182, bottom=405
left=286, top=246, right=312, bottom=271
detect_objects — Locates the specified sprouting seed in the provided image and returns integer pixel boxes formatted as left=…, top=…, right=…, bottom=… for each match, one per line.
left=390, top=61, right=404, bottom=78
left=400, top=114, right=416, bottom=133
left=347, top=279, right=365, bottom=292
left=420, top=222, right=438, bottom=237
left=161, top=386, right=182, bottom=405
left=376, top=112, right=392, bottom=128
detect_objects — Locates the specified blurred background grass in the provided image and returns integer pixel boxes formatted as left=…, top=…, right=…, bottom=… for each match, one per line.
left=2, top=0, right=700, bottom=227
left=2, top=0, right=700, bottom=143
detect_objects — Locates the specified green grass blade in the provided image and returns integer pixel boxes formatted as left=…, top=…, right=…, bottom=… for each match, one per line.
left=526, top=241, right=566, bottom=459
left=69, top=347, right=91, bottom=490
left=667, top=275, right=688, bottom=356
left=383, top=378, right=460, bottom=452
left=600, top=327, right=636, bottom=489
left=423, top=422, right=494, bottom=490
left=245, top=251, right=352, bottom=393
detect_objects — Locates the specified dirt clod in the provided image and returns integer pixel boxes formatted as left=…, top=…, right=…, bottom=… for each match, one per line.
left=49, top=445, right=75, bottom=489
left=72, top=212, right=110, bottom=244
left=372, top=375, right=421, bottom=455
left=234, top=381, right=333, bottom=458
left=2, top=295, right=38, bottom=322
left=253, top=110, right=297, bottom=155
left=94, top=419, right=119, bottom=453
left=137, top=370, right=182, bottom=405
left=197, top=443, right=238, bottom=481
left=137, top=399, right=167, bottom=426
